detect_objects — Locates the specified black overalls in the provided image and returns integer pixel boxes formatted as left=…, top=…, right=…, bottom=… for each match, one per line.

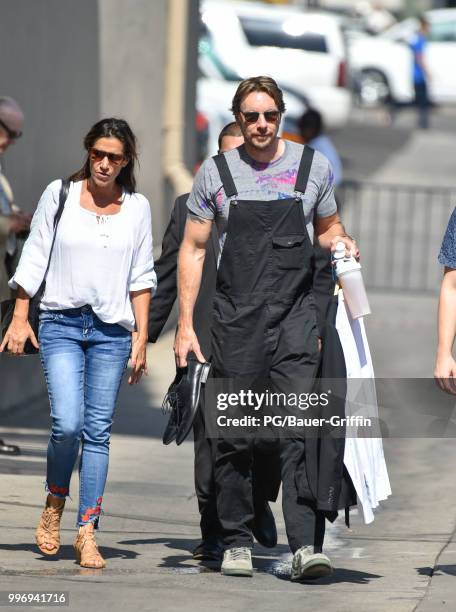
left=211, top=147, right=325, bottom=552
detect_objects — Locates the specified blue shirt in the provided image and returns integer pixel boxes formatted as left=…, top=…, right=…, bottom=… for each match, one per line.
left=308, top=135, right=343, bottom=187
left=438, top=208, right=456, bottom=269
left=410, top=33, right=427, bottom=84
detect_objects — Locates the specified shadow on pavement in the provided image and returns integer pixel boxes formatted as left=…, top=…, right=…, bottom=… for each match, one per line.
left=267, top=562, right=382, bottom=585
left=417, top=564, right=456, bottom=577
left=118, top=536, right=220, bottom=572
left=0, top=542, right=139, bottom=562
left=118, top=536, right=198, bottom=554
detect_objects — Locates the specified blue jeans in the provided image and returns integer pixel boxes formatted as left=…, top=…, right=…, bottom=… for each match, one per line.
left=38, top=305, right=131, bottom=527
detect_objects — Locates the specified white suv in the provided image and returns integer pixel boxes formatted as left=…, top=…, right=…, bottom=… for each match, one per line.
left=201, top=0, right=352, bottom=129
left=197, top=31, right=309, bottom=155
left=348, top=9, right=456, bottom=106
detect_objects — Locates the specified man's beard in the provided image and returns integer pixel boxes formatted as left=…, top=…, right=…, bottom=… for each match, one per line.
left=248, top=133, right=275, bottom=150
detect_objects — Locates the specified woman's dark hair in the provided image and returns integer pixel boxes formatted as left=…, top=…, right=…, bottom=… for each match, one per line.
left=69, top=118, right=138, bottom=193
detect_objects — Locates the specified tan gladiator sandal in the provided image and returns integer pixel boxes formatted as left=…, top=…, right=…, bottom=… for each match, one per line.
left=74, top=523, right=106, bottom=569
left=35, top=494, right=65, bottom=555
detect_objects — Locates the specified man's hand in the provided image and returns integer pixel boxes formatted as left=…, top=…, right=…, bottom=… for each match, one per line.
left=174, top=325, right=206, bottom=368
left=330, top=234, right=360, bottom=260
left=434, top=353, right=456, bottom=395
left=315, top=214, right=359, bottom=259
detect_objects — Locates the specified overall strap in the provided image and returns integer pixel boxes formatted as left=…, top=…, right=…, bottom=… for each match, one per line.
left=212, top=153, right=238, bottom=198
left=294, top=146, right=315, bottom=195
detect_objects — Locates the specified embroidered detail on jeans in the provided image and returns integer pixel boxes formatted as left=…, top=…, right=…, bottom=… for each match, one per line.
left=48, top=484, right=69, bottom=496
left=81, top=497, right=103, bottom=523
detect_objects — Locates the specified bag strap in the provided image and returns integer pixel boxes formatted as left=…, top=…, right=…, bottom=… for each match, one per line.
left=42, top=179, right=70, bottom=281
left=212, top=153, right=238, bottom=198
left=295, top=145, right=315, bottom=195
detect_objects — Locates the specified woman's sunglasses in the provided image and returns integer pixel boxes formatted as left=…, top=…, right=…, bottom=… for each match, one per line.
left=240, top=110, right=280, bottom=124
left=89, top=148, right=125, bottom=165
left=0, top=118, right=22, bottom=140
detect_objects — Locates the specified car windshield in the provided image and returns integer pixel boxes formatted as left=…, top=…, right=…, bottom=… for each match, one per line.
left=428, top=19, right=456, bottom=42
left=198, top=26, right=242, bottom=82
left=239, top=15, right=328, bottom=53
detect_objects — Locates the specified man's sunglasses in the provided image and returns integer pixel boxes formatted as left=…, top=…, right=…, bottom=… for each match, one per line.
left=240, top=110, right=281, bottom=124
left=89, top=148, right=125, bottom=165
left=0, top=118, right=22, bottom=140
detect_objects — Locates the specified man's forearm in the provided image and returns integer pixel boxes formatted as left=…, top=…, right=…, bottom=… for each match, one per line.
left=317, top=221, right=346, bottom=249
left=177, top=241, right=206, bottom=329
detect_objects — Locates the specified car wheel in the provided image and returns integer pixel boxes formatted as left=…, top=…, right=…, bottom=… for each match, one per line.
left=356, top=69, right=390, bottom=107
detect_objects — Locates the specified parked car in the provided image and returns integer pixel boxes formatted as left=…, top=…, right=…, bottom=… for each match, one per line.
left=201, top=0, right=352, bottom=130
left=348, top=8, right=456, bottom=106
left=197, top=32, right=309, bottom=155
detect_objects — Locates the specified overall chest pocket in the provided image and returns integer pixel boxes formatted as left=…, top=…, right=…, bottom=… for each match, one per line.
left=272, top=235, right=307, bottom=270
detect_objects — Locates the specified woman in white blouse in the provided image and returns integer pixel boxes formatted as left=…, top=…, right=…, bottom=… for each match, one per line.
left=0, top=118, right=156, bottom=568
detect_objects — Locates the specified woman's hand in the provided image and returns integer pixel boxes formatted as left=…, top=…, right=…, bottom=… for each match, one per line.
left=434, top=353, right=456, bottom=395
left=128, top=331, right=148, bottom=385
left=0, top=315, right=39, bottom=355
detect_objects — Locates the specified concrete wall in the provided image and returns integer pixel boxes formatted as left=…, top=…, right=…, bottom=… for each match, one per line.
left=0, top=0, right=100, bottom=212
left=98, top=0, right=168, bottom=244
left=0, top=0, right=169, bottom=243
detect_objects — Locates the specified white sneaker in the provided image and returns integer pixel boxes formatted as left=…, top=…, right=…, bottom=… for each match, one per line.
left=291, top=545, right=333, bottom=581
left=221, top=547, right=253, bottom=577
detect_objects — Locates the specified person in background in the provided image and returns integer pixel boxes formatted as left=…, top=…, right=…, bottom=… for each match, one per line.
left=410, top=16, right=431, bottom=130
left=1, top=118, right=156, bottom=568
left=299, top=108, right=343, bottom=324
left=435, top=208, right=456, bottom=393
left=149, top=121, right=279, bottom=562
left=299, top=109, right=343, bottom=189
left=0, top=96, right=31, bottom=456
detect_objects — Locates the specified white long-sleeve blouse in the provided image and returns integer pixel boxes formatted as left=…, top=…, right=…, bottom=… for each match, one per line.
left=9, top=179, right=157, bottom=331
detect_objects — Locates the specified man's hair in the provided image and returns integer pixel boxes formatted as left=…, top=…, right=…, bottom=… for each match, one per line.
left=231, top=76, right=286, bottom=115
left=217, top=121, right=242, bottom=150
left=0, top=96, right=24, bottom=122
left=299, top=109, right=323, bottom=138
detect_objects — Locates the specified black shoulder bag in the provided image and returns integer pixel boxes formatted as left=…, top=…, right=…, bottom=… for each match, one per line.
left=0, top=179, right=70, bottom=355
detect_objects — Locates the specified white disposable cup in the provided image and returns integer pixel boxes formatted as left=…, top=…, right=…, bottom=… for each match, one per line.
left=338, top=268, right=371, bottom=319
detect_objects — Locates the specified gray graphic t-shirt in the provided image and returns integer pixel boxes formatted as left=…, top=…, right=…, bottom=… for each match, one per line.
left=187, top=140, right=337, bottom=253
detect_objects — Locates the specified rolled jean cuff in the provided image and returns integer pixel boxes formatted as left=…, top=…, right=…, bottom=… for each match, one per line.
left=46, top=482, right=70, bottom=498
left=78, top=497, right=103, bottom=529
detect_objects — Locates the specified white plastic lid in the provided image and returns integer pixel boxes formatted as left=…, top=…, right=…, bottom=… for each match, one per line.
left=333, top=241, right=346, bottom=260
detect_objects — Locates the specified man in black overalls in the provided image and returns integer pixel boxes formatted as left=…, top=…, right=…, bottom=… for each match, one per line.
left=175, top=77, right=358, bottom=580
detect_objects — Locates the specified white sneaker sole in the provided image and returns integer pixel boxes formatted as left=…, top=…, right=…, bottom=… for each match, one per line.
left=291, top=558, right=333, bottom=581
left=222, top=566, right=254, bottom=577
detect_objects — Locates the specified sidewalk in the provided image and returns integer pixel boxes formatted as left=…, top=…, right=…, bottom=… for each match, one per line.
left=1, top=292, right=455, bottom=612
